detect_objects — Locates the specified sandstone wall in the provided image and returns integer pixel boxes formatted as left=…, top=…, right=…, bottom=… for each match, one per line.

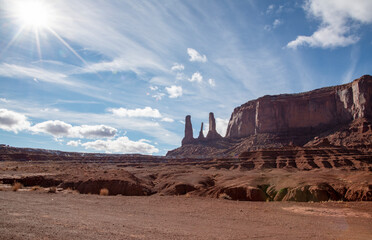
left=226, top=75, right=372, bottom=138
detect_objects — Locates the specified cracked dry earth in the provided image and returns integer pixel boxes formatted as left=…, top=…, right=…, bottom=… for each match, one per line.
left=1, top=191, right=372, bottom=240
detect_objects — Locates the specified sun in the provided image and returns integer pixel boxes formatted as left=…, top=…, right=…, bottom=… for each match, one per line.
left=4, top=0, right=88, bottom=66
left=14, top=0, right=51, bottom=29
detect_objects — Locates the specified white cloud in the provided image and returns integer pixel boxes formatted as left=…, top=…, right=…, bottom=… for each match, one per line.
left=187, top=48, right=207, bottom=62
left=149, top=86, right=158, bottom=91
left=0, top=98, right=9, bottom=103
left=108, top=107, right=162, bottom=118
left=189, top=72, right=203, bottom=83
left=67, top=140, right=81, bottom=147
left=264, top=19, right=282, bottom=31
left=32, top=120, right=71, bottom=137
left=3, top=102, right=181, bottom=146
left=208, top=78, right=216, bottom=87
left=80, top=136, right=159, bottom=154
left=0, top=109, right=31, bottom=133
left=0, top=63, right=114, bottom=105
left=273, top=19, right=282, bottom=28
left=216, top=118, right=229, bottom=137
left=161, top=117, right=174, bottom=123
left=82, top=57, right=167, bottom=75
left=78, top=125, right=117, bottom=138
left=171, top=63, right=185, bottom=71
left=31, top=120, right=117, bottom=139
left=176, top=72, right=187, bottom=81
left=287, top=0, right=372, bottom=49
left=165, top=85, right=183, bottom=98
left=0, top=63, right=75, bottom=86
left=266, top=4, right=275, bottom=14
left=152, top=92, right=165, bottom=101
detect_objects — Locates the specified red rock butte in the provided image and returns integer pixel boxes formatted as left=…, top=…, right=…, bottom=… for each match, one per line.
left=168, top=75, right=372, bottom=157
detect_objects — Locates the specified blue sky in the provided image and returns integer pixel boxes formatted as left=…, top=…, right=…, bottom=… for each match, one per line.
left=0, top=0, right=371, bottom=155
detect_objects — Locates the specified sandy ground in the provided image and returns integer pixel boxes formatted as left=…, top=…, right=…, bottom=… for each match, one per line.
left=1, top=191, right=371, bottom=240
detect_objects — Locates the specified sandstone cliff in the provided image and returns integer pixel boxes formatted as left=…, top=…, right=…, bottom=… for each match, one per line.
left=226, top=75, right=372, bottom=138
left=169, top=75, right=372, bottom=157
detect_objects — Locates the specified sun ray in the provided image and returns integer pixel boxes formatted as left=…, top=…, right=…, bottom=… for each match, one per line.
left=47, top=27, right=88, bottom=66
left=0, top=26, right=25, bottom=58
left=47, top=27, right=101, bottom=77
left=4, top=0, right=100, bottom=77
left=34, top=28, right=42, bottom=61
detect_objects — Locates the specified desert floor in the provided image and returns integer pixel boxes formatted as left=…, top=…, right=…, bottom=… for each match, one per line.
left=1, top=191, right=371, bottom=240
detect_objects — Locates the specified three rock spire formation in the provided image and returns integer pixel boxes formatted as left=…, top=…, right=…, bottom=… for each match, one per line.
left=181, top=112, right=222, bottom=145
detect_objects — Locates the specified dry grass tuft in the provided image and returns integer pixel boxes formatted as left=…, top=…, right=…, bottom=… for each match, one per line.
left=48, top=187, right=57, bottom=193
left=31, top=186, right=42, bottom=191
left=12, top=182, right=23, bottom=191
left=100, top=188, right=109, bottom=196
left=218, top=193, right=232, bottom=200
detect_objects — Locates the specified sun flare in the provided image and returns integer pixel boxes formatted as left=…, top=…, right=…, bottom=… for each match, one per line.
left=15, top=1, right=51, bottom=28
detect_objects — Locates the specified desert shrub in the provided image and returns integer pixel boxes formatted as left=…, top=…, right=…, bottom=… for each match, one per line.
left=100, top=188, right=109, bottom=196
left=258, top=184, right=270, bottom=193
left=48, top=187, right=57, bottom=193
left=12, top=182, right=22, bottom=191
left=219, top=192, right=232, bottom=200
left=278, top=188, right=288, bottom=195
left=31, top=186, right=42, bottom=191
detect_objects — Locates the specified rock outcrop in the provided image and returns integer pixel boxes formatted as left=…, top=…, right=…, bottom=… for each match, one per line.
left=197, top=122, right=205, bottom=141
left=226, top=75, right=372, bottom=138
left=172, top=75, right=372, bottom=156
left=181, top=115, right=194, bottom=145
left=181, top=112, right=222, bottom=146
left=206, top=112, right=223, bottom=141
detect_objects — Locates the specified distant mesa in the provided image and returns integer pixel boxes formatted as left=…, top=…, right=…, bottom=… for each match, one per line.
left=225, top=74, right=372, bottom=138
left=170, top=75, right=372, bottom=157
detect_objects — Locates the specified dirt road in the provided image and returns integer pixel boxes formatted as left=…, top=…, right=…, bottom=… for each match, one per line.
left=1, top=191, right=371, bottom=240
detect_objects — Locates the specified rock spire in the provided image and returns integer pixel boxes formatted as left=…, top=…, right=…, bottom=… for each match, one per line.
left=206, top=112, right=222, bottom=141
left=197, top=122, right=205, bottom=141
left=181, top=115, right=194, bottom=145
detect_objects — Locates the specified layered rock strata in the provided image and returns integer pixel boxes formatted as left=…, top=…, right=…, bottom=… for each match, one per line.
left=226, top=75, right=372, bottom=138
left=174, top=75, right=372, bottom=155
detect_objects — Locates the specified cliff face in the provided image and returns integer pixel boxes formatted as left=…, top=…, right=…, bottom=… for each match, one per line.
left=169, top=75, right=372, bottom=157
left=226, top=75, right=372, bottom=138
